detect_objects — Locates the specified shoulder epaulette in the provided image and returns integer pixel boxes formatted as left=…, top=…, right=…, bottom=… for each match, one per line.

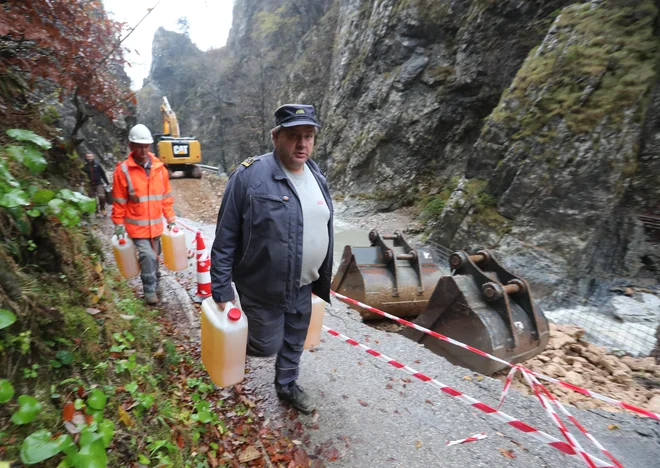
left=241, top=157, right=255, bottom=168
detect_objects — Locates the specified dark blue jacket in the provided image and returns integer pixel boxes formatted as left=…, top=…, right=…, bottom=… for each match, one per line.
left=83, top=160, right=109, bottom=185
left=210, top=152, right=333, bottom=309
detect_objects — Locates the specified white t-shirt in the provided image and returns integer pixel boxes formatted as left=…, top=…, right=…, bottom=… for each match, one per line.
left=282, top=164, right=330, bottom=287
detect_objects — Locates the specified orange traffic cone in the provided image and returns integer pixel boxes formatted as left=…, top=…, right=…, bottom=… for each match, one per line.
left=190, top=231, right=212, bottom=302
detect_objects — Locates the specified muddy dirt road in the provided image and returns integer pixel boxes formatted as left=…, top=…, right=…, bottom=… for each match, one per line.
left=158, top=173, right=660, bottom=468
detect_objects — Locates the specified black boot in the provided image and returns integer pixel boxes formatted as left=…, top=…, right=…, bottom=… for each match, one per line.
left=276, top=383, right=315, bottom=414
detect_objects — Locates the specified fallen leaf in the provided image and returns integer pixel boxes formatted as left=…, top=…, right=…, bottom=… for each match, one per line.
left=65, top=421, right=81, bottom=435
left=207, top=451, right=218, bottom=468
left=496, top=432, right=505, bottom=437
left=425, top=399, right=434, bottom=406
left=415, top=440, right=423, bottom=448
left=385, top=384, right=393, bottom=390
left=476, top=375, right=484, bottom=381
left=510, top=440, right=528, bottom=452
left=293, top=448, right=310, bottom=465
left=357, top=400, right=368, bottom=407
left=323, top=447, right=340, bottom=461
left=498, top=448, right=516, bottom=459
left=177, top=433, right=184, bottom=449
left=238, top=445, right=261, bottom=463
left=94, top=263, right=103, bottom=274
left=463, top=375, right=473, bottom=381
left=62, top=401, right=74, bottom=421
left=119, top=314, right=136, bottom=320
left=72, top=412, right=85, bottom=425
left=608, top=424, right=619, bottom=430
left=240, top=395, right=255, bottom=408
left=86, top=308, right=101, bottom=315
left=118, top=406, right=134, bottom=427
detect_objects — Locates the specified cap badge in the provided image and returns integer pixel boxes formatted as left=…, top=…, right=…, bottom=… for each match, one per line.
left=295, top=109, right=305, bottom=114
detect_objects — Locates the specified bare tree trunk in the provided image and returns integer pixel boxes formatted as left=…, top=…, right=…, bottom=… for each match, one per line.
left=70, top=90, right=89, bottom=149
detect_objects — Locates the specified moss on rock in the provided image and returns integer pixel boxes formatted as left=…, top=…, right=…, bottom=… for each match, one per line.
left=491, top=0, right=658, bottom=138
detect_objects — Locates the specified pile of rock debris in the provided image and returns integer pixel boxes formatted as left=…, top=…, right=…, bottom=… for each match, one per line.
left=496, top=324, right=660, bottom=415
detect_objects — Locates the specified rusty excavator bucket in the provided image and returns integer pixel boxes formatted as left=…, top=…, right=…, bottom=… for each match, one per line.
left=331, top=230, right=444, bottom=319
left=402, top=250, right=549, bottom=375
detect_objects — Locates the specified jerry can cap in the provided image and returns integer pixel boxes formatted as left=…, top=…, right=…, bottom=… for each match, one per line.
left=227, top=307, right=242, bottom=321
left=119, top=238, right=126, bottom=245
left=173, top=227, right=179, bottom=233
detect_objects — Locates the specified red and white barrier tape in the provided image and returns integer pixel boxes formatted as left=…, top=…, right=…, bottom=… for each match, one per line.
left=446, top=432, right=487, bottom=447
left=321, top=325, right=614, bottom=467
left=331, top=291, right=660, bottom=421
left=175, top=219, right=211, bottom=241
left=521, top=369, right=623, bottom=468
left=498, top=366, right=520, bottom=409
left=519, top=368, right=598, bottom=468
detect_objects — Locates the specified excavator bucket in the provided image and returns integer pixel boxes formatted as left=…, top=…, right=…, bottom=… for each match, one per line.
left=402, top=250, right=549, bottom=375
left=331, top=230, right=444, bottom=319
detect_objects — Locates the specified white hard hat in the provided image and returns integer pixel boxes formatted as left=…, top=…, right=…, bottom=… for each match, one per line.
left=128, top=124, right=154, bottom=144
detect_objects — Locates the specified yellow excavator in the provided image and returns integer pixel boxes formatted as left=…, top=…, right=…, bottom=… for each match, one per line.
left=154, top=96, right=202, bottom=178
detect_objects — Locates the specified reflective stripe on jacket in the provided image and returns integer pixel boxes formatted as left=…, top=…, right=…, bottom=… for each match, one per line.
left=111, top=153, right=175, bottom=239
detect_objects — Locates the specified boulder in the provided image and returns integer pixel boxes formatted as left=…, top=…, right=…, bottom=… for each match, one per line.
left=612, top=369, right=631, bottom=384
left=646, top=395, right=660, bottom=415
left=556, top=324, right=586, bottom=340
left=565, top=371, right=585, bottom=387
left=621, top=356, right=657, bottom=373
left=544, top=363, right=568, bottom=378
left=548, top=333, right=575, bottom=350
left=609, top=293, right=660, bottom=323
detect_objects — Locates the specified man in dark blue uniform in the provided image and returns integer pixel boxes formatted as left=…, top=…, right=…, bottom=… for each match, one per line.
left=210, top=104, right=333, bottom=414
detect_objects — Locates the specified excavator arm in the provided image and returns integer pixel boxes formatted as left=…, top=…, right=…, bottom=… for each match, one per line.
left=160, top=97, right=180, bottom=138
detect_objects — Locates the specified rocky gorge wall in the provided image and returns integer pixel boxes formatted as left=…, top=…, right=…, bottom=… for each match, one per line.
left=137, top=0, right=660, bottom=298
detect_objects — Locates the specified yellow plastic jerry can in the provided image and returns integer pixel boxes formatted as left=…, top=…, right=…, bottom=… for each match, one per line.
left=304, top=294, right=326, bottom=350
left=162, top=226, right=188, bottom=271
left=201, top=298, right=248, bottom=388
left=111, top=235, right=139, bottom=279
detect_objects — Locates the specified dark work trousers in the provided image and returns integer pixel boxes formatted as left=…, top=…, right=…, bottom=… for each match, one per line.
left=133, top=237, right=162, bottom=294
left=238, top=283, right=313, bottom=388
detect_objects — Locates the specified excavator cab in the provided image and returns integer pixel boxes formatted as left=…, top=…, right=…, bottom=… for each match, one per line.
left=402, top=250, right=549, bottom=375
left=154, top=97, right=202, bottom=178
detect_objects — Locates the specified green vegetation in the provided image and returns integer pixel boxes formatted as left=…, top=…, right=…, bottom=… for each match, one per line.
left=464, top=179, right=511, bottom=236
left=252, top=4, right=301, bottom=45
left=417, top=176, right=460, bottom=223
left=491, top=0, right=658, bottom=138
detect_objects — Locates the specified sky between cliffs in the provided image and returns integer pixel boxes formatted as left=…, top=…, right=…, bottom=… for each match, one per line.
left=103, top=0, right=234, bottom=90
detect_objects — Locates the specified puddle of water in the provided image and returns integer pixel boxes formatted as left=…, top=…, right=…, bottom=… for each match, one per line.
left=333, top=221, right=372, bottom=274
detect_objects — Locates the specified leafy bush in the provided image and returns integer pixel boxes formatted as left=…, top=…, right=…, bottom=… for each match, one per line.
left=0, top=129, right=96, bottom=233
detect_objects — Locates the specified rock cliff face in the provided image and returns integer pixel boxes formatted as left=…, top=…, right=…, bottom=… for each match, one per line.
left=432, top=0, right=660, bottom=294
left=137, top=0, right=660, bottom=294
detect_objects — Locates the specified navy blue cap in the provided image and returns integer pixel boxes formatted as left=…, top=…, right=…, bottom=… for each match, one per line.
left=274, top=104, right=321, bottom=128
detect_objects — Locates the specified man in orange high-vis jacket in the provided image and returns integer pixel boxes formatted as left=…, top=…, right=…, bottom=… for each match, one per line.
left=111, top=124, right=176, bottom=305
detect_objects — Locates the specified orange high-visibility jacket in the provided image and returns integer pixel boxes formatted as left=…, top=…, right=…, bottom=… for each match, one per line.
left=111, top=153, right=175, bottom=239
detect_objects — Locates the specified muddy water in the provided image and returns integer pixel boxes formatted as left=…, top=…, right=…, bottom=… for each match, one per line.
left=332, top=219, right=372, bottom=273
